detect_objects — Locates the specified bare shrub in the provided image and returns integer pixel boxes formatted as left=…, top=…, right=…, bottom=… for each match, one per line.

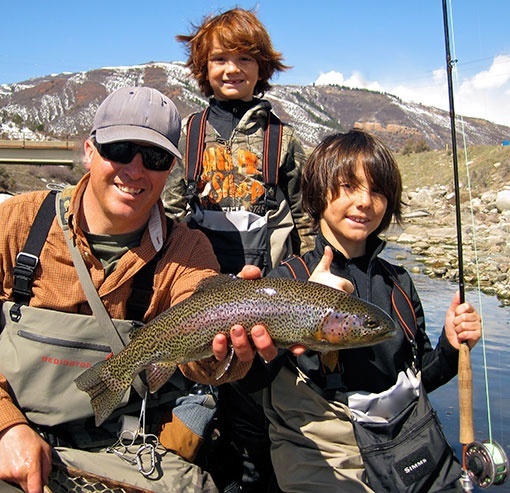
left=33, top=165, right=84, bottom=186
left=0, top=167, right=16, bottom=192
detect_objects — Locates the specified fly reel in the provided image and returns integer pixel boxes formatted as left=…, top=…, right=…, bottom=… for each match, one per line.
left=465, top=440, right=508, bottom=488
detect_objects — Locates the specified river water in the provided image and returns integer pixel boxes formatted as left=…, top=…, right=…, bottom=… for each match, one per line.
left=382, top=242, right=510, bottom=491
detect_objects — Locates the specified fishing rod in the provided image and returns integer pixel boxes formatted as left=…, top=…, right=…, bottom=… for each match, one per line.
left=441, top=0, right=508, bottom=489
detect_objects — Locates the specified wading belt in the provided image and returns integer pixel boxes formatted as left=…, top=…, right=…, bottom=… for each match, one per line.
left=184, top=108, right=284, bottom=210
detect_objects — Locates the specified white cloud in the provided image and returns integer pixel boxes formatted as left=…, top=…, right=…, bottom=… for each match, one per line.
left=454, top=55, right=510, bottom=126
left=315, top=70, right=346, bottom=86
left=314, top=56, right=510, bottom=127
left=315, top=70, right=384, bottom=92
left=464, top=55, right=510, bottom=91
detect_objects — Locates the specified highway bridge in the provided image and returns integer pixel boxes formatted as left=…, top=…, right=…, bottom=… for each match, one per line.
left=0, top=140, right=79, bottom=167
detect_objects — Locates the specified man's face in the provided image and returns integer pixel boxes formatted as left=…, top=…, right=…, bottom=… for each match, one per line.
left=82, top=139, right=171, bottom=234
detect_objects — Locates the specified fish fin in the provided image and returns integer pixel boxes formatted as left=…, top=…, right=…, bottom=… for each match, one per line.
left=75, top=361, right=130, bottom=427
left=145, top=363, right=178, bottom=393
left=320, top=351, right=339, bottom=372
left=194, top=274, right=239, bottom=293
left=215, top=346, right=236, bottom=381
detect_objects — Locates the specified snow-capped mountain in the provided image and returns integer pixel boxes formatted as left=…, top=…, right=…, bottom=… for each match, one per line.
left=1, top=61, right=508, bottom=150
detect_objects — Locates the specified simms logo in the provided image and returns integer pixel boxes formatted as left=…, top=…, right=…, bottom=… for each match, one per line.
left=404, top=458, right=428, bottom=475
left=396, top=446, right=435, bottom=486
left=41, top=356, right=92, bottom=368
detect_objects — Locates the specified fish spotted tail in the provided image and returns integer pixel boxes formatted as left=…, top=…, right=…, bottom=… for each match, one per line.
left=75, top=360, right=130, bottom=426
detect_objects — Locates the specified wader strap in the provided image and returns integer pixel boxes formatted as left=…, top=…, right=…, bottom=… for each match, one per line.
left=184, top=109, right=283, bottom=208
left=377, top=258, right=419, bottom=370
left=280, top=255, right=312, bottom=280
left=13, top=188, right=159, bottom=322
left=12, top=190, right=57, bottom=305
left=185, top=109, right=209, bottom=187
left=55, top=192, right=148, bottom=398
left=377, top=258, right=418, bottom=340
left=263, top=112, right=284, bottom=209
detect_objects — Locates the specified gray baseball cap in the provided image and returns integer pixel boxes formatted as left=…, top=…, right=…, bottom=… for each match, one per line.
left=91, top=86, right=182, bottom=159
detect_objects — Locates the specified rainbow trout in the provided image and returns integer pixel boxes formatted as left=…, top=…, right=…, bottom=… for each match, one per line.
left=75, top=275, right=396, bottom=426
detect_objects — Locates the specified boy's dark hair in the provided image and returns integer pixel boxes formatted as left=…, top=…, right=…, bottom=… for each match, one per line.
left=302, top=129, right=403, bottom=236
left=176, top=8, right=289, bottom=97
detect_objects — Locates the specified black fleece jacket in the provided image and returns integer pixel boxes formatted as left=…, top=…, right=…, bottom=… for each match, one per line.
left=256, top=232, right=459, bottom=399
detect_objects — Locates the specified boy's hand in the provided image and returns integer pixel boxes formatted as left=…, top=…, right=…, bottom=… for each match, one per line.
left=309, top=246, right=354, bottom=293
left=444, top=290, right=482, bottom=350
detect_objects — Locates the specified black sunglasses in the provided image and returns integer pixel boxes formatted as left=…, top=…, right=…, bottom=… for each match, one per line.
left=94, top=140, right=175, bottom=171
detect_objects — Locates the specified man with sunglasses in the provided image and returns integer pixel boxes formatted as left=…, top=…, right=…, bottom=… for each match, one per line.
left=0, top=86, right=271, bottom=492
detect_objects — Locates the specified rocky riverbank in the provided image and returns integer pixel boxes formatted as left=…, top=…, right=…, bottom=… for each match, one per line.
left=382, top=185, right=510, bottom=306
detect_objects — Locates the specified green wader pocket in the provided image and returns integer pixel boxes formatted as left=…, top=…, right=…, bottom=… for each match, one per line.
left=0, top=301, right=134, bottom=427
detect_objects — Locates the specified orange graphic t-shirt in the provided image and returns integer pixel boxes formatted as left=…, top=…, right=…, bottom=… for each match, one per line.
left=198, top=144, right=266, bottom=213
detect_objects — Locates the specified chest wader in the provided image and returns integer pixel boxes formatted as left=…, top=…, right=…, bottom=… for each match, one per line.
left=185, top=114, right=289, bottom=491
left=184, top=109, right=299, bottom=276
left=280, top=255, right=462, bottom=492
left=0, top=189, right=189, bottom=449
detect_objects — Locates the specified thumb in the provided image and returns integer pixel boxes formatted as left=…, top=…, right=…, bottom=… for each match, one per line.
left=445, top=289, right=461, bottom=332
left=237, top=264, right=262, bottom=280
left=450, top=289, right=462, bottom=311
left=309, top=246, right=354, bottom=293
left=315, top=245, right=334, bottom=274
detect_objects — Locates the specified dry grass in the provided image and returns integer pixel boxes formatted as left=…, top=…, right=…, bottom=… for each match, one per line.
left=396, top=145, right=510, bottom=196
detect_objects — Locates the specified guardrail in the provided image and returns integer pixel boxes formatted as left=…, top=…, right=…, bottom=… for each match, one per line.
left=0, top=139, right=76, bottom=150
left=0, top=140, right=78, bottom=167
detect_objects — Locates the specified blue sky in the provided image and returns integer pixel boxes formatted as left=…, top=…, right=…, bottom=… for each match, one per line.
left=1, top=1, right=509, bottom=126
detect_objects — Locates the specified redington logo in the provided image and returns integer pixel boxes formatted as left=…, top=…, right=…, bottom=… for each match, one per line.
left=41, top=356, right=92, bottom=368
